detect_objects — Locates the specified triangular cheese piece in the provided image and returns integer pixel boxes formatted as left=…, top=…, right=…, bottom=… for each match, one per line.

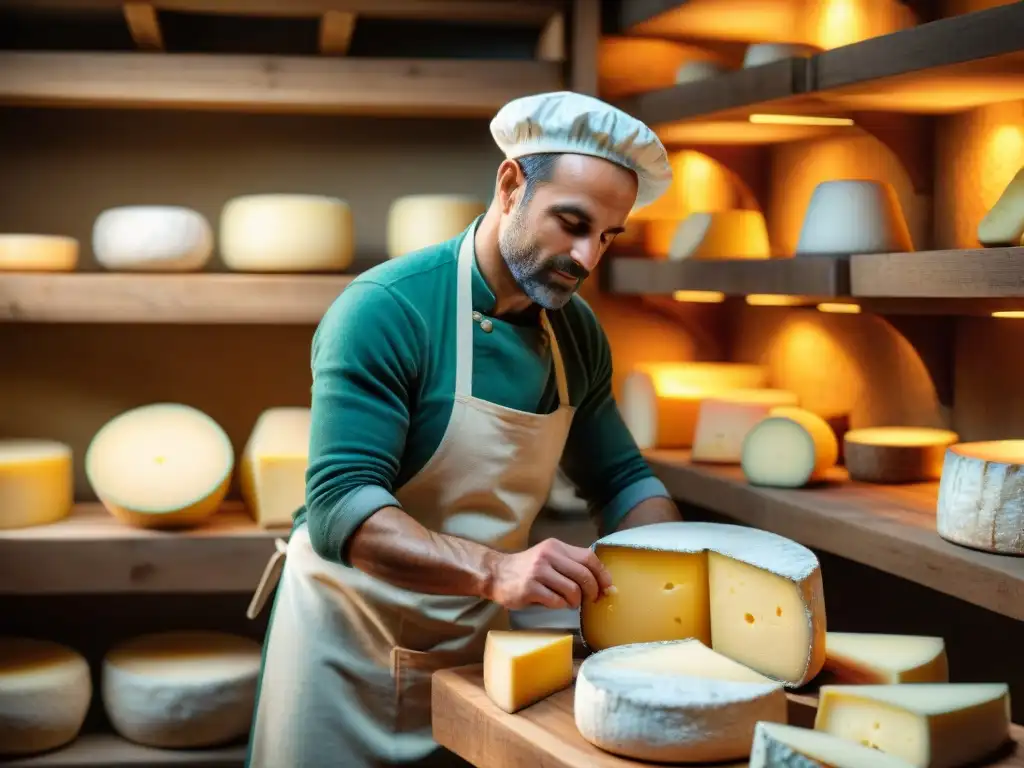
left=825, top=632, right=948, bottom=683
left=751, top=721, right=914, bottom=767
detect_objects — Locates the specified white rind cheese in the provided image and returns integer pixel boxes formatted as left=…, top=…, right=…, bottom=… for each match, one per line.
left=0, top=234, right=79, bottom=272
left=844, top=427, right=958, bottom=484
left=0, top=439, right=74, bottom=530
left=667, top=210, right=771, bottom=261
left=0, top=637, right=92, bottom=756
left=386, top=195, right=486, bottom=259
left=575, top=639, right=787, bottom=763
left=93, top=205, right=214, bottom=272
left=240, top=407, right=311, bottom=529
left=977, top=166, right=1024, bottom=246
left=692, top=389, right=799, bottom=464
left=824, top=632, right=948, bottom=684
left=742, top=407, right=838, bottom=488
left=750, top=721, right=915, bottom=768
left=796, top=180, right=914, bottom=256
left=102, top=631, right=262, bottom=749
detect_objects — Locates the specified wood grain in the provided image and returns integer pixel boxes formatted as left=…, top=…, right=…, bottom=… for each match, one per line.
left=850, top=247, right=1024, bottom=297
left=2, top=734, right=245, bottom=767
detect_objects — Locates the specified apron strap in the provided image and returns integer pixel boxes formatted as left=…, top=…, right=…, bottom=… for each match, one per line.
left=540, top=310, right=570, bottom=408
left=246, top=537, right=289, bottom=620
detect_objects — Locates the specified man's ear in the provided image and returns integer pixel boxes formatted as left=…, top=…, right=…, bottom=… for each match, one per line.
left=495, top=159, right=525, bottom=215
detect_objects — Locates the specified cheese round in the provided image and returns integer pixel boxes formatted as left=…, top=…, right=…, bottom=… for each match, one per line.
left=692, top=389, right=799, bottom=464
left=844, top=427, right=958, bottom=484
left=750, top=721, right=914, bottom=768
left=575, top=639, right=787, bottom=763
left=742, top=406, right=839, bottom=488
left=386, top=195, right=486, bottom=259
left=667, top=210, right=771, bottom=261
left=85, top=403, right=233, bottom=529
left=93, top=205, right=213, bottom=272
left=0, top=234, right=79, bottom=272
left=102, top=631, right=261, bottom=749
left=796, top=180, right=914, bottom=256
left=0, top=637, right=92, bottom=756
left=0, top=440, right=73, bottom=530
left=220, top=194, right=354, bottom=272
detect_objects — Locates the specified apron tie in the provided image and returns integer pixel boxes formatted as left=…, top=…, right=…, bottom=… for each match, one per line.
left=246, top=537, right=289, bottom=620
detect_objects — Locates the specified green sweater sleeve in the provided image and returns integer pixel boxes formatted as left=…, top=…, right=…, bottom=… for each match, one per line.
left=305, top=280, right=423, bottom=565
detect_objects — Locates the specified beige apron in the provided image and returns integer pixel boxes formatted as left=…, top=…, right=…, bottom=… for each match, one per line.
left=245, top=223, right=575, bottom=767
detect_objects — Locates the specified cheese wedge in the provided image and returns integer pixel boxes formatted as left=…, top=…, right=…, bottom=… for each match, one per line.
left=483, top=630, right=573, bottom=713
left=666, top=210, right=771, bottom=261
left=0, top=439, right=73, bottom=530
left=240, top=407, right=310, bottom=528
left=825, top=632, right=948, bottom=684
left=692, top=389, right=799, bottom=464
left=978, top=166, right=1024, bottom=246
left=742, top=406, right=839, bottom=488
left=751, top=721, right=914, bottom=767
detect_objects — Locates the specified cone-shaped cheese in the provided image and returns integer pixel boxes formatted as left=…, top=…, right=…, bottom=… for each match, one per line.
left=483, top=630, right=573, bottom=713
left=0, top=234, right=78, bottom=272
left=667, top=210, right=771, bottom=261
left=751, top=721, right=915, bottom=768
left=844, top=427, right=958, bottom=484
left=240, top=407, right=310, bottom=529
left=93, top=206, right=213, bottom=272
left=386, top=195, right=485, bottom=258
left=0, top=439, right=73, bottom=530
left=978, top=166, right=1024, bottom=247
left=692, top=389, right=799, bottom=464
left=742, top=406, right=839, bottom=488
left=796, top=180, right=913, bottom=256
left=824, top=632, right=948, bottom=684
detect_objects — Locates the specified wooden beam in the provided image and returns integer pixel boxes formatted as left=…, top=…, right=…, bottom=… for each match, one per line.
left=570, top=0, right=599, bottom=95
left=319, top=10, right=356, bottom=56
left=122, top=2, right=164, bottom=51
left=535, top=12, right=565, bottom=62
left=851, top=247, right=1024, bottom=299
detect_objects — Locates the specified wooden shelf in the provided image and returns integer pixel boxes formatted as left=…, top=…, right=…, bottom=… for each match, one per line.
left=645, top=450, right=1024, bottom=622
left=851, top=247, right=1024, bottom=298
left=4, top=734, right=245, bottom=767
left=0, top=503, right=286, bottom=594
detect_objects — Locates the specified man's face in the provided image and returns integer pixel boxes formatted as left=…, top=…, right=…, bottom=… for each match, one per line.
left=498, top=155, right=638, bottom=310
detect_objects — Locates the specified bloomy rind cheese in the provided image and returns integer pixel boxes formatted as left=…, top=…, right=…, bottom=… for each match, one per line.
left=977, top=166, right=1024, bottom=247
left=240, top=407, right=311, bottom=529
left=92, top=205, right=214, bottom=272
left=742, top=407, right=838, bottom=488
left=386, top=195, right=486, bottom=259
left=0, top=440, right=74, bottom=530
left=844, top=427, right=958, bottom=484
left=824, top=632, right=948, bottom=684
left=750, top=721, right=915, bottom=768
left=692, top=389, right=800, bottom=464
left=483, top=630, right=573, bottom=714
left=0, top=234, right=79, bottom=272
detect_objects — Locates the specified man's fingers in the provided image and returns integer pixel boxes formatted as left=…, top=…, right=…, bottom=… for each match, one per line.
left=551, top=555, right=599, bottom=604
left=528, top=581, right=570, bottom=610
left=562, top=544, right=613, bottom=594
left=537, top=564, right=584, bottom=608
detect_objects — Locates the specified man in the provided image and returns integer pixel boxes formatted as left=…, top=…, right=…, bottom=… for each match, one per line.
left=246, top=91, right=684, bottom=768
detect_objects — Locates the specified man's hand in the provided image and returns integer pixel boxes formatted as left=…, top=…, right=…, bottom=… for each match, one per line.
left=484, top=538, right=613, bottom=610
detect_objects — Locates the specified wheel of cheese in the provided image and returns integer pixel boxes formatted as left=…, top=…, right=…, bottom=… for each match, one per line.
left=936, top=440, right=1024, bottom=555
left=386, top=195, right=486, bottom=259
left=93, top=205, right=213, bottom=272
left=575, top=639, right=787, bottom=763
left=843, top=426, right=958, bottom=484
left=667, top=210, right=771, bottom=261
left=692, top=389, right=799, bottom=464
left=220, top=194, right=354, bottom=272
left=0, top=234, right=79, bottom=272
left=750, top=721, right=915, bottom=768
left=795, top=180, right=914, bottom=256
left=978, top=165, right=1024, bottom=247
left=0, top=637, right=92, bottom=757
left=0, top=440, right=73, bottom=530
left=741, top=406, right=839, bottom=488
left=85, top=403, right=233, bottom=529
left=102, top=631, right=261, bottom=749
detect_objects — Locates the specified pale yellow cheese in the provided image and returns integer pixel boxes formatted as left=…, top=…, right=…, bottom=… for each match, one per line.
left=482, top=630, right=573, bottom=713
left=85, top=403, right=233, bottom=529
left=667, top=210, right=771, bottom=261
left=0, top=440, right=73, bottom=530
left=978, top=166, right=1024, bottom=246
left=824, top=632, right=948, bottom=684
left=0, top=234, right=79, bottom=272
left=742, top=406, right=838, bottom=488
left=386, top=195, right=486, bottom=258
left=844, top=427, right=958, bottom=484
left=692, top=389, right=799, bottom=463
left=814, top=683, right=1011, bottom=768
left=240, top=407, right=310, bottom=529
left=751, top=721, right=915, bottom=768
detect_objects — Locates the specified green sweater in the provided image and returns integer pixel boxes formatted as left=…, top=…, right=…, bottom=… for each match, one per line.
left=296, top=223, right=670, bottom=565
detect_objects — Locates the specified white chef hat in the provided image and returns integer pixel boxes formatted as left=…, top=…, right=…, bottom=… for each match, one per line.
left=490, top=91, right=673, bottom=211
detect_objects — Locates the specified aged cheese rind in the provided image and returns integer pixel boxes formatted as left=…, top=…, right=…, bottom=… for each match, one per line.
left=978, top=166, right=1024, bottom=246
left=844, top=427, right=958, bottom=484
left=102, top=631, right=262, bottom=749
left=750, top=721, right=915, bottom=768
left=692, top=389, right=799, bottom=464
left=92, top=206, right=214, bottom=272
left=240, top=407, right=311, bottom=529
left=0, top=439, right=73, bottom=530
left=483, top=630, right=573, bottom=713
left=742, top=407, right=838, bottom=488
left=386, top=195, right=486, bottom=259
left=0, top=234, right=79, bottom=272
left=667, top=210, right=771, bottom=261
left=0, top=637, right=92, bottom=756
left=580, top=521, right=826, bottom=687
left=824, top=632, right=948, bottom=684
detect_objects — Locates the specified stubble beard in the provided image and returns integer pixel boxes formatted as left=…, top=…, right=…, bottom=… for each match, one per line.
left=499, top=209, right=579, bottom=311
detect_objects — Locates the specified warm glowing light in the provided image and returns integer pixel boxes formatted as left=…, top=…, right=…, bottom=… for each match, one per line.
left=639, top=362, right=766, bottom=399
left=673, top=290, right=726, bottom=303
left=817, top=302, right=861, bottom=314
left=750, top=114, right=855, bottom=127
left=710, top=388, right=799, bottom=406
left=845, top=427, right=959, bottom=448
left=992, top=311, right=1024, bottom=319
left=746, top=294, right=806, bottom=306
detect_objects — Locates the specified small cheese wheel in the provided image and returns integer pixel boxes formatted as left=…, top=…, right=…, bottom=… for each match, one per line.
left=796, top=180, right=914, bottom=256
left=240, top=407, right=311, bottom=529
left=692, top=389, right=799, bottom=464
left=386, top=195, right=486, bottom=258
left=102, top=631, right=262, bottom=749
left=741, top=406, right=839, bottom=488
left=978, top=166, right=1024, bottom=247
left=0, top=637, right=92, bottom=756
left=220, top=194, right=354, bottom=272
left=750, top=721, right=914, bottom=768
left=844, top=427, right=958, bottom=484
left=0, top=234, right=79, bottom=272
left=0, top=440, right=73, bottom=530
left=85, top=403, right=233, bottom=529
left=668, top=211, right=771, bottom=261
left=483, top=630, right=574, bottom=713
left=93, top=205, right=214, bottom=272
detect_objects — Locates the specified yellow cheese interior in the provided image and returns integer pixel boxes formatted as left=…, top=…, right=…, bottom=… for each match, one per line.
left=482, top=631, right=573, bottom=714
left=824, top=632, right=948, bottom=684
left=667, top=210, right=771, bottom=261
left=240, top=407, right=310, bottom=528
left=602, top=637, right=773, bottom=685
left=0, top=234, right=79, bottom=272
left=0, top=439, right=73, bottom=530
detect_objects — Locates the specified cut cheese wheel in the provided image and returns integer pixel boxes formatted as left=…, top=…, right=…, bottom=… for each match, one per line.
left=824, top=632, right=948, bottom=684
left=814, top=683, right=1011, bottom=768
left=575, top=639, right=787, bottom=763
left=692, top=389, right=799, bottom=464
left=844, top=427, right=958, bottom=484
left=102, top=631, right=262, bottom=749
left=220, top=194, right=354, bottom=272
left=387, top=195, right=486, bottom=259
left=667, top=210, right=771, bottom=261
left=85, top=403, right=233, bottom=529
left=0, top=440, right=73, bottom=530
left=0, top=234, right=79, bottom=272
left=978, top=166, right=1024, bottom=246
left=0, top=637, right=92, bottom=757
left=936, top=440, right=1024, bottom=555
left=742, top=406, right=839, bottom=488
left=240, top=407, right=310, bottom=529
left=621, top=362, right=768, bottom=449
left=581, top=521, right=826, bottom=687
left=750, top=721, right=915, bottom=768
left=483, top=630, right=573, bottom=713
left=93, top=205, right=213, bottom=272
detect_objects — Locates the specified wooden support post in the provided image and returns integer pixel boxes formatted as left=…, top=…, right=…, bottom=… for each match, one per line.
left=123, top=2, right=164, bottom=51
left=570, top=0, right=599, bottom=96
left=319, top=11, right=357, bottom=55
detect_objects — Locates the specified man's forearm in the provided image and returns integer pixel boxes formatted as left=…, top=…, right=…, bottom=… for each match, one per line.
left=607, top=495, right=683, bottom=535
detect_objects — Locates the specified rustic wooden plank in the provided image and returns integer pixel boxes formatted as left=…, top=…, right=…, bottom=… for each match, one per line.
left=851, top=248, right=1024, bottom=298
left=569, top=0, right=598, bottom=95
left=3, top=734, right=246, bottom=767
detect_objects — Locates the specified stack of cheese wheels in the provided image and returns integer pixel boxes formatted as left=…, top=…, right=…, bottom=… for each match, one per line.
left=750, top=722, right=914, bottom=768
left=691, top=388, right=799, bottom=463
left=220, top=194, right=354, bottom=272
left=978, top=165, right=1024, bottom=246
left=0, top=439, right=73, bottom=529
left=843, top=426, right=958, bottom=484
left=741, top=406, right=839, bottom=488
left=0, top=637, right=92, bottom=756
left=823, top=632, right=948, bottom=684
left=795, top=180, right=914, bottom=256
left=93, top=205, right=214, bottom=272
left=240, top=406, right=311, bottom=529
left=102, top=631, right=262, bottom=749
left=85, top=403, right=234, bottom=529
left=386, top=195, right=486, bottom=258
left=667, top=210, right=771, bottom=261
left=0, top=234, right=79, bottom=271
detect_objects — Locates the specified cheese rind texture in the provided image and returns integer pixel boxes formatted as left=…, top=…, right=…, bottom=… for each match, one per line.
left=0, top=234, right=79, bottom=272
left=742, top=407, right=838, bottom=488
left=386, top=195, right=486, bottom=259
left=977, top=166, right=1024, bottom=246
left=692, top=389, right=799, bottom=464
left=581, top=521, right=826, bottom=687
left=796, top=180, right=914, bottom=256
left=750, top=721, right=915, bottom=768
left=482, top=630, right=573, bottom=713
left=824, top=632, right=948, bottom=684
left=92, top=206, right=214, bottom=272
left=0, top=439, right=73, bottom=530
left=102, top=631, right=262, bottom=749
left=240, top=407, right=310, bottom=528
left=0, top=637, right=92, bottom=756
left=667, top=210, right=771, bottom=261
left=575, top=639, right=786, bottom=762
left=86, top=403, right=234, bottom=529
left=844, top=427, right=958, bottom=484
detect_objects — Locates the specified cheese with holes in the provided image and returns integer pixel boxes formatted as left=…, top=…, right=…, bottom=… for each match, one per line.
left=102, top=631, right=261, bottom=749
left=750, top=721, right=915, bottom=768
left=814, top=684, right=1011, bottom=768
left=575, top=639, right=786, bottom=762
left=581, top=521, right=826, bottom=687
left=0, top=637, right=92, bottom=756
left=240, top=407, right=310, bottom=529
left=742, top=406, right=838, bottom=488
left=85, top=403, right=233, bottom=529
left=386, top=195, right=486, bottom=258
left=0, top=440, right=73, bottom=530
left=0, top=234, right=78, bottom=272
left=220, top=194, right=354, bottom=272
left=692, top=389, right=799, bottom=463
left=978, top=166, right=1024, bottom=246
left=667, top=210, right=771, bottom=261
left=93, top=205, right=213, bottom=272
left=483, top=631, right=573, bottom=713
left=824, top=632, right=948, bottom=684
left=844, top=427, right=958, bottom=484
